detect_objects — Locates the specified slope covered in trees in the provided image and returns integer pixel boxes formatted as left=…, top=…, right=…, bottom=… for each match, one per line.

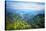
left=6, top=13, right=32, bottom=30
left=5, top=12, right=45, bottom=30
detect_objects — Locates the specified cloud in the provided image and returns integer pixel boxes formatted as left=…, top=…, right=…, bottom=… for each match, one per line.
left=6, top=0, right=44, bottom=2
left=7, top=2, right=45, bottom=11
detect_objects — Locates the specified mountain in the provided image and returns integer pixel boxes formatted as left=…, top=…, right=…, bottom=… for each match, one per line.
left=6, top=8, right=45, bottom=22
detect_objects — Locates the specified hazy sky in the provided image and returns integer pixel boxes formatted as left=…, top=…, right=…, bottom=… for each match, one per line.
left=6, top=1, right=44, bottom=11
left=6, top=0, right=44, bottom=2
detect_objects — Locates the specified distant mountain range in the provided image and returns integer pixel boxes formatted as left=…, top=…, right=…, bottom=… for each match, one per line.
left=6, top=8, right=44, bottom=21
left=6, top=8, right=44, bottom=16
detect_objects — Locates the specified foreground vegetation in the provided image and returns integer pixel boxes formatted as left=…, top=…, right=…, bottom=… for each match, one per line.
left=5, top=13, right=45, bottom=30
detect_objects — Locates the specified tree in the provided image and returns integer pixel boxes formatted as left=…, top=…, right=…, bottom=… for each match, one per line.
left=13, top=20, right=31, bottom=29
left=6, top=13, right=32, bottom=30
left=31, top=14, right=45, bottom=28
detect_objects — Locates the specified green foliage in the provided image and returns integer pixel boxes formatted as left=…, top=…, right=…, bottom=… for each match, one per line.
left=6, top=13, right=31, bottom=30
left=6, top=13, right=44, bottom=30
left=6, top=16, right=13, bottom=30
left=31, top=15, right=44, bottom=28
left=13, top=20, right=31, bottom=29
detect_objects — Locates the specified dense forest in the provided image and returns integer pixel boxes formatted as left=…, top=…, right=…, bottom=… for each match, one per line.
left=5, top=12, right=45, bottom=30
